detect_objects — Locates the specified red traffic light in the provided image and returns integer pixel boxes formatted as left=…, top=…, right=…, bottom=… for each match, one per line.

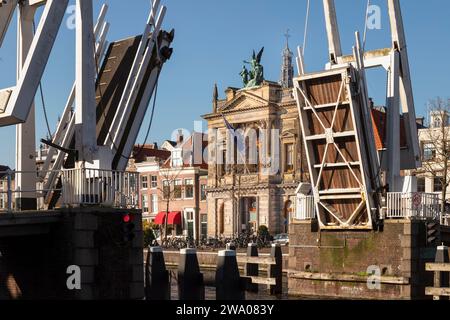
left=123, top=214, right=131, bottom=223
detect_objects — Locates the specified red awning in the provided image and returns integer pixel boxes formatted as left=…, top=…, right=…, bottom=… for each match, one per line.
left=167, top=211, right=182, bottom=225
left=154, top=212, right=167, bottom=225
left=154, top=211, right=182, bottom=225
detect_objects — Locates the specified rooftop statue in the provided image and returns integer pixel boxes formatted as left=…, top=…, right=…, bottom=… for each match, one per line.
left=240, top=47, right=265, bottom=88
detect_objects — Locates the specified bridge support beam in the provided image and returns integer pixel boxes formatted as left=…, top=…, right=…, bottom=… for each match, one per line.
left=15, top=3, right=37, bottom=210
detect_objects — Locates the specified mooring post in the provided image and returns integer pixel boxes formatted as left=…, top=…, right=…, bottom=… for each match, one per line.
left=145, top=246, right=170, bottom=300
left=216, top=249, right=245, bottom=300
left=434, top=244, right=449, bottom=300
left=268, top=243, right=282, bottom=295
left=177, top=248, right=204, bottom=300
left=245, top=243, right=258, bottom=292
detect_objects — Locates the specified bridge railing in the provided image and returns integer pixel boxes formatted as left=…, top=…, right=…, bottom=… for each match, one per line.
left=0, top=169, right=64, bottom=212
left=0, top=168, right=139, bottom=211
left=294, top=192, right=444, bottom=223
left=385, top=192, right=440, bottom=220
left=61, top=168, right=139, bottom=209
left=295, top=195, right=316, bottom=220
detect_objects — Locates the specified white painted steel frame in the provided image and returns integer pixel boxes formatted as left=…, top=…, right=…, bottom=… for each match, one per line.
left=387, top=0, right=421, bottom=170
left=74, top=0, right=97, bottom=163
left=294, top=66, right=377, bottom=230
left=322, top=0, right=342, bottom=65
left=40, top=6, right=110, bottom=205
left=0, top=0, right=69, bottom=126
left=105, top=1, right=165, bottom=157
left=0, top=0, right=18, bottom=47
left=15, top=3, right=39, bottom=206
left=321, top=0, right=421, bottom=186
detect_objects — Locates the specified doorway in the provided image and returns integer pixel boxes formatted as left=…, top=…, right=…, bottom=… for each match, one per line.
left=184, top=209, right=195, bottom=239
left=240, top=197, right=258, bottom=234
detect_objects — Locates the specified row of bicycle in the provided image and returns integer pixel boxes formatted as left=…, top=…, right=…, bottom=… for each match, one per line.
left=150, top=234, right=275, bottom=250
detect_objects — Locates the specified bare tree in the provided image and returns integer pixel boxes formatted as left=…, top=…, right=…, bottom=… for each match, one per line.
left=419, top=97, right=450, bottom=220
left=158, top=167, right=182, bottom=241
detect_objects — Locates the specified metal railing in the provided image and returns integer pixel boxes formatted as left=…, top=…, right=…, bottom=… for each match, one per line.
left=442, top=214, right=450, bottom=226
left=295, top=195, right=316, bottom=220
left=0, top=168, right=139, bottom=212
left=294, top=192, right=443, bottom=223
left=0, top=170, right=64, bottom=212
left=61, top=168, right=139, bottom=209
left=386, top=192, right=440, bottom=220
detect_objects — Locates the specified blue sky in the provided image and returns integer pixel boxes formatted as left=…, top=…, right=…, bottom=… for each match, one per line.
left=0, top=0, right=449, bottom=167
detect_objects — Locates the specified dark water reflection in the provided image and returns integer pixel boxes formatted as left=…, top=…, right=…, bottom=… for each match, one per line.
left=167, top=269, right=295, bottom=301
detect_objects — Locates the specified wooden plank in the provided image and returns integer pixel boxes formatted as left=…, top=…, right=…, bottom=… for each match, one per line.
left=314, top=162, right=360, bottom=169
left=237, top=256, right=276, bottom=265
left=305, top=131, right=356, bottom=141
left=303, top=101, right=350, bottom=111
left=319, top=195, right=362, bottom=200
left=319, top=188, right=361, bottom=195
left=426, top=263, right=450, bottom=272
left=289, top=271, right=409, bottom=285
left=247, top=276, right=276, bottom=286
left=426, top=287, right=450, bottom=297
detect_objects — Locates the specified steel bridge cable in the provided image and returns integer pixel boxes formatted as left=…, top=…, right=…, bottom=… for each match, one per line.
left=302, top=0, right=311, bottom=56
left=32, top=21, right=53, bottom=140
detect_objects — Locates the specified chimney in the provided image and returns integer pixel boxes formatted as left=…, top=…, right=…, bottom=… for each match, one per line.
left=225, top=87, right=237, bottom=101
left=416, top=117, right=424, bottom=127
left=177, top=129, right=184, bottom=145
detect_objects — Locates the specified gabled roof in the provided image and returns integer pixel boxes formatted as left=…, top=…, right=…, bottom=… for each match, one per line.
left=220, top=91, right=270, bottom=113
left=132, top=145, right=171, bottom=163
left=371, top=109, right=408, bottom=150
left=162, top=132, right=208, bottom=170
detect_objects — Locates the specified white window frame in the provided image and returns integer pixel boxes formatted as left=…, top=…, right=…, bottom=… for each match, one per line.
left=151, top=193, right=158, bottom=213
left=172, top=148, right=183, bottom=167
left=184, top=178, right=194, bottom=199
left=174, top=179, right=182, bottom=199
left=200, top=184, right=207, bottom=201
left=142, top=194, right=149, bottom=213
left=141, top=175, right=149, bottom=189
left=150, top=175, right=158, bottom=189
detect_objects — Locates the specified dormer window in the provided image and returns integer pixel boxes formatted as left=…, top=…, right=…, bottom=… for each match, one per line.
left=172, top=148, right=183, bottom=167
left=434, top=118, right=442, bottom=128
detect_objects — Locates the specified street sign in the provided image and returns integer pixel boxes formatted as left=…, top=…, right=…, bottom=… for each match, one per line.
left=412, top=193, right=422, bottom=208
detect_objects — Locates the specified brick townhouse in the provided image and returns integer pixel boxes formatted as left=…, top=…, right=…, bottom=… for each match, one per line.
left=129, top=131, right=208, bottom=240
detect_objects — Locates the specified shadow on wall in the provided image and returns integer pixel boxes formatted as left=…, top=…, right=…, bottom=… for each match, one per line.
left=0, top=234, right=67, bottom=300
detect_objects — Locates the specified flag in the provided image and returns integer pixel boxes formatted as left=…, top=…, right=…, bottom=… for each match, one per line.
left=221, top=113, right=235, bottom=131
left=221, top=113, right=245, bottom=156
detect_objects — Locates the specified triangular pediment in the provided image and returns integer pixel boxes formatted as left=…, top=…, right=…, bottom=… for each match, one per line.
left=281, top=129, right=297, bottom=139
left=220, top=91, right=269, bottom=112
